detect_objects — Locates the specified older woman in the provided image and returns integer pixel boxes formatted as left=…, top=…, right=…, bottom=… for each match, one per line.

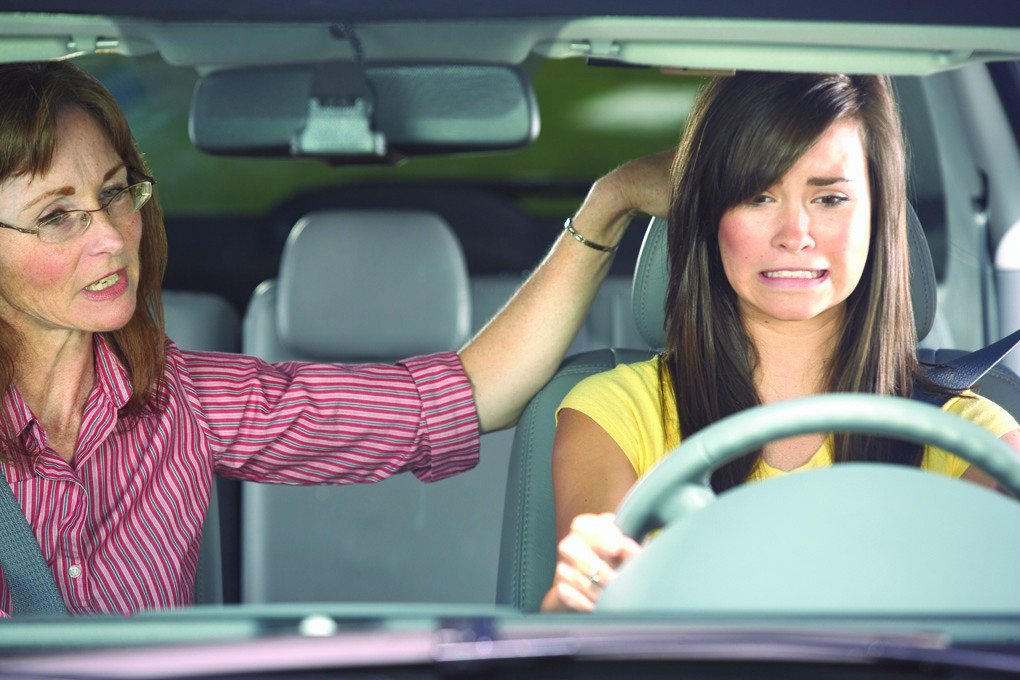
left=0, top=60, right=669, bottom=616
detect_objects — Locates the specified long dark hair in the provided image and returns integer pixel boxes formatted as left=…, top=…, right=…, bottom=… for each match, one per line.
left=0, top=61, right=167, bottom=463
left=660, top=73, right=919, bottom=492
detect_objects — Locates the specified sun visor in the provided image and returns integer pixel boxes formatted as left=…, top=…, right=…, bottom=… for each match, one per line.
left=189, top=61, right=539, bottom=162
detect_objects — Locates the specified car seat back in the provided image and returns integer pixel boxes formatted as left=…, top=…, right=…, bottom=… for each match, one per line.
left=240, top=209, right=516, bottom=604
left=162, top=289, right=242, bottom=606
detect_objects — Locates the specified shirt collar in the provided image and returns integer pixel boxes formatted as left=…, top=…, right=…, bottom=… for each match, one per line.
left=92, top=333, right=134, bottom=411
left=1, top=383, right=38, bottom=446
left=1, top=334, right=134, bottom=451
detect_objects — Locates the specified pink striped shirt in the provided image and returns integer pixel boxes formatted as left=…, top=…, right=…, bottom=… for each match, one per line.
left=0, top=336, right=479, bottom=616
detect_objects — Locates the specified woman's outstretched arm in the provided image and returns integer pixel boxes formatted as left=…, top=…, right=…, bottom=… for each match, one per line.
left=458, top=150, right=673, bottom=433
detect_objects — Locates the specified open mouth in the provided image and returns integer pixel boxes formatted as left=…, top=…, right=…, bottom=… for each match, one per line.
left=84, top=272, right=121, bottom=292
left=761, top=270, right=826, bottom=280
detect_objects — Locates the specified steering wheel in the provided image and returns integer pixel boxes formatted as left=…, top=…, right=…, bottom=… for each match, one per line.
left=614, top=393, right=1020, bottom=539
left=599, top=393, right=1020, bottom=614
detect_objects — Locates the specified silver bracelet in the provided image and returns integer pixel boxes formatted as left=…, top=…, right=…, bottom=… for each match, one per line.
left=563, top=217, right=617, bottom=253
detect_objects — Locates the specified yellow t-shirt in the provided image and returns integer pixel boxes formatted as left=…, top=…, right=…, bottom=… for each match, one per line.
left=557, top=358, right=1019, bottom=481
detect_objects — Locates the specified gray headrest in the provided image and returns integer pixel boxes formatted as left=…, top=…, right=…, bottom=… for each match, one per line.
left=277, top=209, right=470, bottom=359
left=631, top=203, right=937, bottom=348
left=163, top=290, right=240, bottom=353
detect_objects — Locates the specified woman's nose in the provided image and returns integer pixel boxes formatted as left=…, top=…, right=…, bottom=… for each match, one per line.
left=84, top=209, right=128, bottom=254
left=773, top=205, right=814, bottom=251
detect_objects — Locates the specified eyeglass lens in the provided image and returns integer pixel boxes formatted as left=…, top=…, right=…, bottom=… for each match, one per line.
left=38, top=182, right=151, bottom=243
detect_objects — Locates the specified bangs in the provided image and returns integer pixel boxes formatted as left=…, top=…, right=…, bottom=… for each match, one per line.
left=0, top=90, right=61, bottom=183
left=695, top=73, right=863, bottom=222
left=0, top=62, right=136, bottom=186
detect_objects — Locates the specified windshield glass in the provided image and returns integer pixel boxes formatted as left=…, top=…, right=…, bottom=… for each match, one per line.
left=0, top=9, right=1019, bottom=675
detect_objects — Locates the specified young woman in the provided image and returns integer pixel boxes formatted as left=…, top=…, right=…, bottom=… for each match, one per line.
left=542, top=72, right=1020, bottom=613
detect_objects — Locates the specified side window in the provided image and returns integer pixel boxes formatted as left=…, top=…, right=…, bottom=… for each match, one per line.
left=989, top=62, right=1020, bottom=149
left=896, top=76, right=948, bottom=281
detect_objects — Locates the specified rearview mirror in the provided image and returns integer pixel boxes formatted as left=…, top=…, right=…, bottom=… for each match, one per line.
left=189, top=61, right=539, bottom=162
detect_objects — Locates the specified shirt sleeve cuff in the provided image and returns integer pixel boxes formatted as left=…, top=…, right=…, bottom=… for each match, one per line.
left=398, top=351, right=481, bottom=481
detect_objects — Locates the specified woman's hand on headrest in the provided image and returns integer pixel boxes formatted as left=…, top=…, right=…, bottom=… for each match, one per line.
left=595, top=148, right=676, bottom=221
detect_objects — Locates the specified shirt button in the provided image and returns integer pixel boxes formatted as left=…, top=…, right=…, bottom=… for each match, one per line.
left=68, top=565, right=82, bottom=579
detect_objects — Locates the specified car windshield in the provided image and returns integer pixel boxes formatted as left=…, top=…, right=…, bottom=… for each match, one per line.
left=1, top=4, right=1020, bottom=678
left=86, top=52, right=700, bottom=312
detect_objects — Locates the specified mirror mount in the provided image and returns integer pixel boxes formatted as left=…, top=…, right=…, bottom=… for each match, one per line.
left=291, top=61, right=386, bottom=158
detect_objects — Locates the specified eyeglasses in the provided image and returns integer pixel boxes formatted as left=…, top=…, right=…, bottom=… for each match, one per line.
left=0, top=179, right=154, bottom=245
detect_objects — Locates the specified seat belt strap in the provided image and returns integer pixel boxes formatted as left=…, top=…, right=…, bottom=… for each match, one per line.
left=0, top=477, right=69, bottom=616
left=916, top=327, right=1020, bottom=406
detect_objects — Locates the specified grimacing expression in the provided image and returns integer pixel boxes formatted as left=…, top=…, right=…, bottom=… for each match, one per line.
left=717, top=119, right=872, bottom=330
left=0, top=107, right=141, bottom=342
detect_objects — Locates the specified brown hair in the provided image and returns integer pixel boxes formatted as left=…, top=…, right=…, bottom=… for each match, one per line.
left=0, top=61, right=167, bottom=462
left=660, top=72, right=919, bottom=492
